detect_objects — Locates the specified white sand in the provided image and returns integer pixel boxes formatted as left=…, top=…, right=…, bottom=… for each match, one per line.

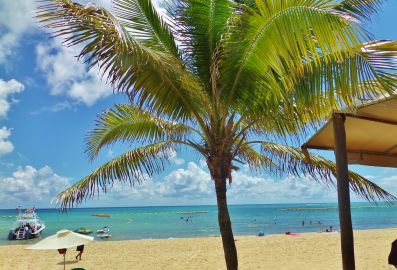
left=0, top=228, right=396, bottom=269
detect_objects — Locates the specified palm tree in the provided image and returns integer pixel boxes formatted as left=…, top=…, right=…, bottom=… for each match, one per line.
left=37, top=1, right=397, bottom=269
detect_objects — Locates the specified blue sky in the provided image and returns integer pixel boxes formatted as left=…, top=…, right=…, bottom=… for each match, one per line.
left=1, top=0, right=397, bottom=209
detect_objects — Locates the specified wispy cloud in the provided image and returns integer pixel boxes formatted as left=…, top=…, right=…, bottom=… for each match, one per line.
left=0, top=161, right=14, bottom=168
left=29, top=101, right=79, bottom=116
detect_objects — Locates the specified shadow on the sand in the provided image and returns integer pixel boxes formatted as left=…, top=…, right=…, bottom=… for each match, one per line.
left=57, top=260, right=79, bottom=265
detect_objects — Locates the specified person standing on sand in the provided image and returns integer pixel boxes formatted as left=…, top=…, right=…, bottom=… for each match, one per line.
left=75, top=245, right=84, bottom=260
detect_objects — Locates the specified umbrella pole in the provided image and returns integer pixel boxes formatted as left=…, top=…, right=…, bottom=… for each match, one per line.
left=333, top=113, right=355, bottom=270
left=63, top=254, right=65, bottom=270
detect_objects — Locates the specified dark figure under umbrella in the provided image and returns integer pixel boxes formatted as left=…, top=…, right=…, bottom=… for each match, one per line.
left=75, top=245, right=84, bottom=260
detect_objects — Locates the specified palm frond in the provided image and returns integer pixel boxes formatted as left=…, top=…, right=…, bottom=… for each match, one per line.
left=236, top=144, right=277, bottom=173
left=242, top=41, right=397, bottom=127
left=220, top=0, right=368, bottom=108
left=290, top=40, right=397, bottom=117
left=259, top=142, right=396, bottom=202
left=334, top=0, right=383, bottom=22
left=172, top=0, right=234, bottom=88
left=86, top=104, right=197, bottom=160
left=36, top=0, right=208, bottom=121
left=113, top=0, right=180, bottom=57
left=237, top=102, right=318, bottom=142
left=55, top=141, right=175, bottom=209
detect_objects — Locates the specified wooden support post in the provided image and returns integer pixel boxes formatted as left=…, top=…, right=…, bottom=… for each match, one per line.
left=333, top=113, right=355, bottom=270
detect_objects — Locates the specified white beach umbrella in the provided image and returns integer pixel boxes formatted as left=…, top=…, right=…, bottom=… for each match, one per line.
left=26, top=229, right=94, bottom=270
left=26, top=229, right=94, bottom=249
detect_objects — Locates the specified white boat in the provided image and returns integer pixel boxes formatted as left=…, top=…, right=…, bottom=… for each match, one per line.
left=96, top=226, right=109, bottom=234
left=96, top=226, right=111, bottom=238
left=8, top=207, right=45, bottom=240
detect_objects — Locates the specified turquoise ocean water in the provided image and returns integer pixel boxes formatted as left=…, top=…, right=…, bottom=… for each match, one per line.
left=1, top=203, right=396, bottom=245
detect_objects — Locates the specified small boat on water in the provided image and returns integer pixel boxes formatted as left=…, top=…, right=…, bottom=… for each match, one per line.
left=74, top=228, right=93, bottom=235
left=96, top=226, right=110, bottom=234
left=8, top=207, right=45, bottom=240
left=96, top=226, right=111, bottom=239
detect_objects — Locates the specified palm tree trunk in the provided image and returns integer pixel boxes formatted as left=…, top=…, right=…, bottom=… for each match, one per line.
left=215, top=178, right=238, bottom=270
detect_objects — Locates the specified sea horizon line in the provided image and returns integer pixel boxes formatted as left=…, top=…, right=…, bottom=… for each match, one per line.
left=0, top=200, right=392, bottom=211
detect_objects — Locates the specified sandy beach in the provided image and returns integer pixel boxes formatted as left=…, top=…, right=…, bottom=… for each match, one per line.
left=0, top=228, right=396, bottom=270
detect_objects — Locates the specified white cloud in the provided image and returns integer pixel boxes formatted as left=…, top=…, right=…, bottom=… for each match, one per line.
left=102, top=161, right=339, bottom=205
left=166, top=149, right=185, bottom=165
left=0, top=0, right=111, bottom=60
left=36, top=40, right=112, bottom=105
left=0, top=127, right=14, bottom=156
left=32, top=0, right=171, bottom=106
left=0, top=0, right=165, bottom=106
left=0, top=0, right=37, bottom=63
left=0, top=79, right=24, bottom=118
left=0, top=165, right=70, bottom=208
left=228, top=173, right=337, bottom=204
left=0, top=0, right=111, bottom=64
left=160, top=162, right=212, bottom=198
left=105, top=162, right=212, bottom=204
left=0, top=79, right=24, bottom=158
